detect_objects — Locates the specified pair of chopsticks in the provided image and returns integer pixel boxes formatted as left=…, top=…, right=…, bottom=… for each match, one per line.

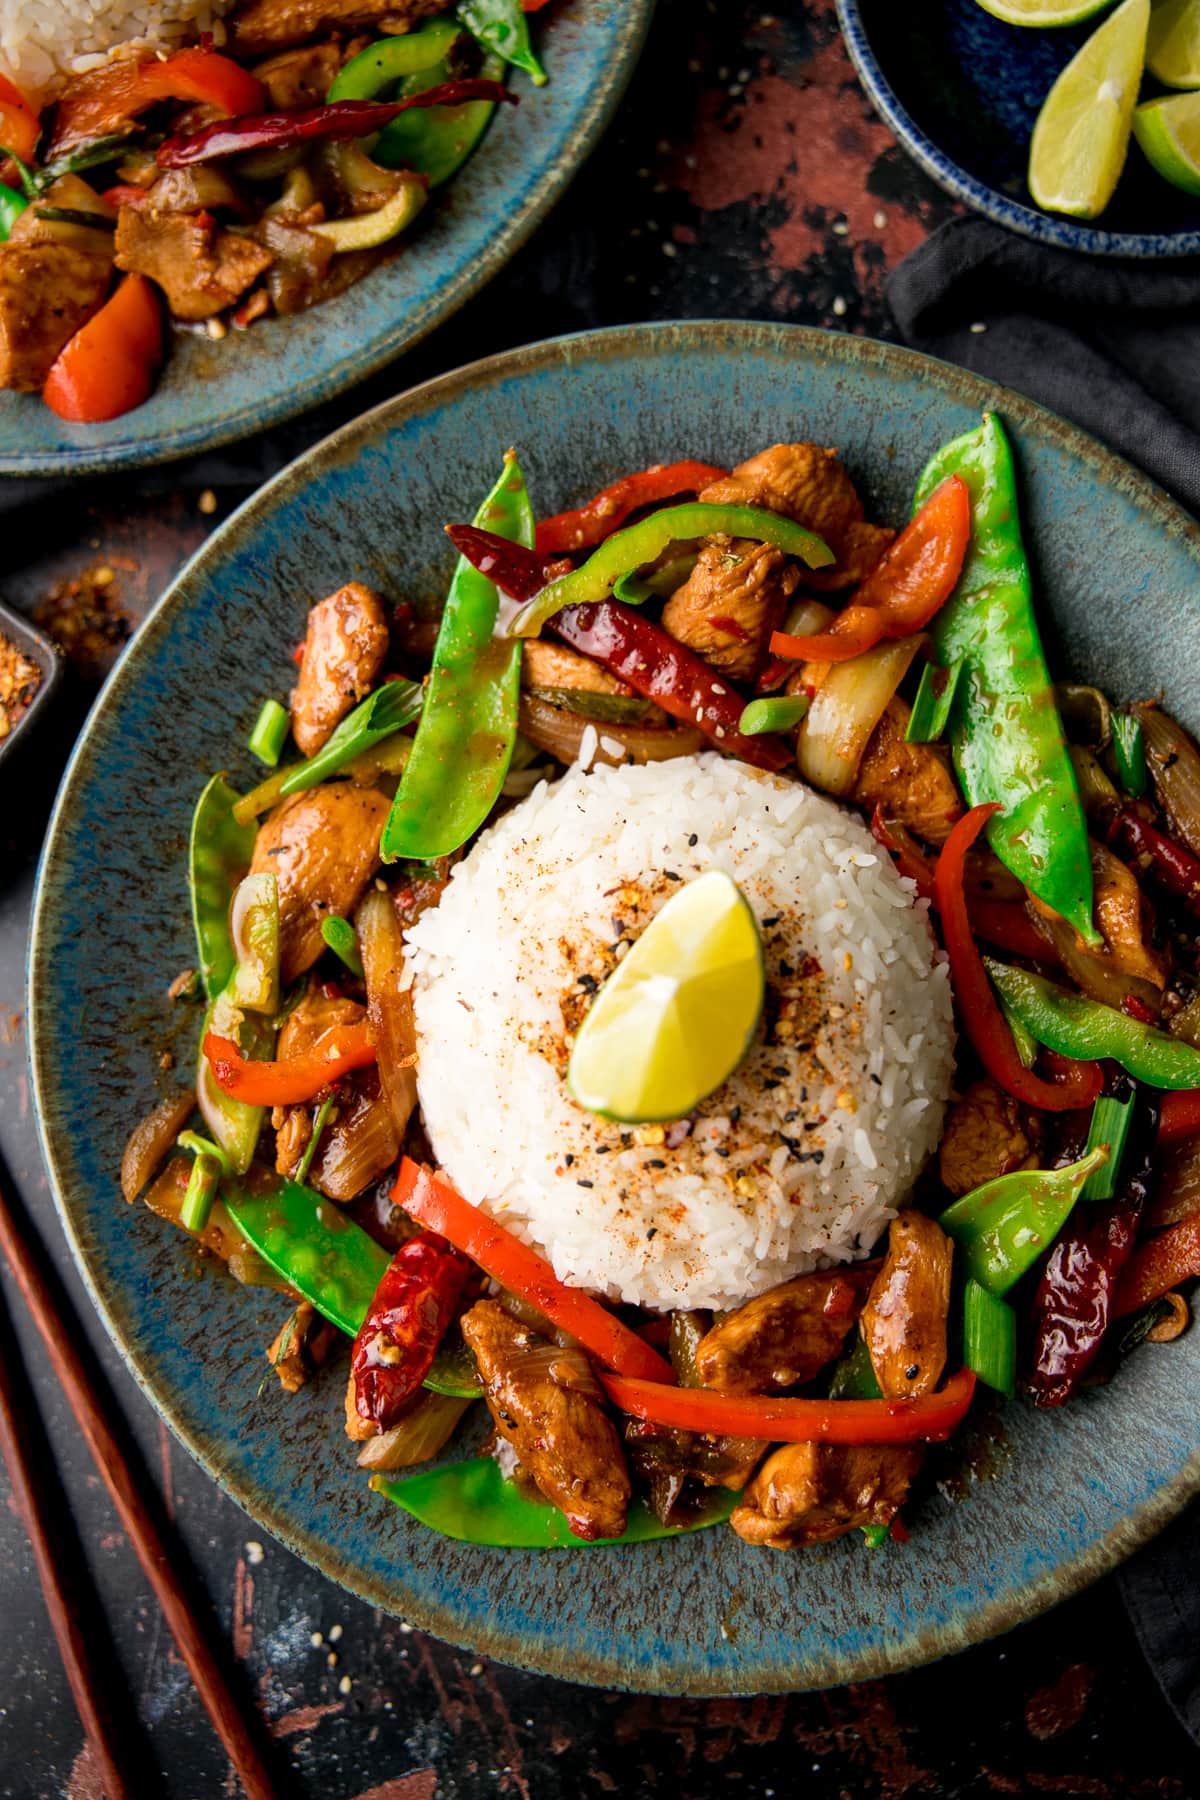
left=0, top=1166, right=281, bottom=1799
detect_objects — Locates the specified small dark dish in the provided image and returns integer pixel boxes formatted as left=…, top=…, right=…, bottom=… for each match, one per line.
left=0, top=600, right=60, bottom=768
left=838, top=0, right=1200, bottom=257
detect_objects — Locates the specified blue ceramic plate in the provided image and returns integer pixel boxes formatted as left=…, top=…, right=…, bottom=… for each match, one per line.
left=29, top=322, right=1200, bottom=1693
left=838, top=0, right=1200, bottom=257
left=0, top=0, right=651, bottom=477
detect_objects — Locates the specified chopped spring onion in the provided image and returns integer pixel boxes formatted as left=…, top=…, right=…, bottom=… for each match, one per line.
left=177, top=1129, right=231, bottom=1173
left=1079, top=1092, right=1135, bottom=1201
left=738, top=694, right=810, bottom=737
left=1111, top=712, right=1149, bottom=799
left=905, top=658, right=965, bottom=745
left=248, top=697, right=290, bottom=767
left=962, top=1278, right=1016, bottom=1397
left=180, top=1153, right=220, bottom=1233
left=320, top=915, right=364, bottom=978
left=295, top=1093, right=336, bottom=1187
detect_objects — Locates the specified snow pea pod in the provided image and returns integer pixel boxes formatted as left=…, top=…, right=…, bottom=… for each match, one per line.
left=371, top=1456, right=738, bottom=1546
left=457, top=0, right=546, bottom=86
left=915, top=414, right=1098, bottom=944
left=985, top=959, right=1200, bottom=1089
left=381, top=451, right=534, bottom=862
left=189, top=773, right=257, bottom=1001
left=939, top=1145, right=1110, bottom=1296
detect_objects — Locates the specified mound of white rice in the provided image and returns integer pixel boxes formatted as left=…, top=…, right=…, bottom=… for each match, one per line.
left=1, top=1, right=235, bottom=103
left=406, top=753, right=956, bottom=1312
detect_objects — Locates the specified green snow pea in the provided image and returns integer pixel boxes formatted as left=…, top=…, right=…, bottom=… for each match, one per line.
left=381, top=451, right=535, bottom=862
left=985, top=960, right=1200, bottom=1089
left=457, top=0, right=546, bottom=86
left=938, top=1145, right=1109, bottom=1295
left=371, top=1456, right=739, bottom=1546
left=914, top=414, right=1099, bottom=944
left=189, top=773, right=257, bottom=1001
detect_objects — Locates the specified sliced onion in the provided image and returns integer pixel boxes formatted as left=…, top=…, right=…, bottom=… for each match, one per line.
left=1056, top=684, right=1111, bottom=749
left=1138, top=704, right=1200, bottom=860
left=121, top=1089, right=195, bottom=1203
left=1069, top=744, right=1120, bottom=831
left=308, top=1074, right=399, bottom=1203
left=518, top=694, right=703, bottom=767
left=1026, top=839, right=1165, bottom=1016
left=356, top=886, right=419, bottom=1139
left=356, top=1392, right=474, bottom=1471
left=796, top=635, right=924, bottom=797
left=780, top=598, right=836, bottom=638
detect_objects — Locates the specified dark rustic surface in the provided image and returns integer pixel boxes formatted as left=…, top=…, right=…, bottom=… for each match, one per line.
left=1, top=2, right=1198, bottom=1796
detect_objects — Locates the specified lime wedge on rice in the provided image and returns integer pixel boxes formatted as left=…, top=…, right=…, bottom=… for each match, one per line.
left=1147, top=0, right=1200, bottom=86
left=973, top=0, right=1117, bottom=25
left=1134, top=89, right=1200, bottom=189
left=567, top=869, right=764, bottom=1124
left=1028, top=0, right=1150, bottom=217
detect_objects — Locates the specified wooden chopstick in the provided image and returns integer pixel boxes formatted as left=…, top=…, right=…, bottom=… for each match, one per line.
left=0, top=1170, right=281, bottom=1800
left=0, top=1300, right=135, bottom=1800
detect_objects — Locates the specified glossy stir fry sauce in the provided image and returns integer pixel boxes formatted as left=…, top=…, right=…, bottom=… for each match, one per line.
left=121, top=418, right=1200, bottom=1551
left=0, top=0, right=545, bottom=421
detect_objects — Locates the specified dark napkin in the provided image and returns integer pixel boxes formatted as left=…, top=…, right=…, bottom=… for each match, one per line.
left=887, top=214, right=1200, bottom=518
left=890, top=212, right=1200, bottom=1747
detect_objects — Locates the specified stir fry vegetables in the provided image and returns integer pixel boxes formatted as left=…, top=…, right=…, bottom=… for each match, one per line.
left=42, top=273, right=163, bottom=424
left=120, top=413, right=1200, bottom=1556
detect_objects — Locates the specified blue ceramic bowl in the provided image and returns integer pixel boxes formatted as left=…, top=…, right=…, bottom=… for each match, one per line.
left=838, top=0, right=1200, bottom=257
left=0, top=0, right=652, bottom=477
left=29, top=322, right=1200, bottom=1693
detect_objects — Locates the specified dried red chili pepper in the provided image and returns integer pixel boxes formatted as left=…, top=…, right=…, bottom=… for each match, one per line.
left=1027, top=1083, right=1159, bottom=1407
left=1110, top=809, right=1200, bottom=919
left=351, top=1231, right=468, bottom=1429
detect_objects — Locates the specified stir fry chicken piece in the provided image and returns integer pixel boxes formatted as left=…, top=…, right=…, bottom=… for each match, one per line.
left=230, top=0, right=449, bottom=53
left=701, top=445, right=895, bottom=592
left=522, top=639, right=639, bottom=700
left=114, top=207, right=274, bottom=323
left=661, top=539, right=799, bottom=682
left=461, top=1299, right=631, bottom=1541
left=267, top=1300, right=338, bottom=1393
left=860, top=1211, right=953, bottom=1399
left=0, top=239, right=112, bottom=391
left=938, top=1078, right=1042, bottom=1198
left=254, top=41, right=347, bottom=107
left=290, top=581, right=390, bottom=755
left=693, top=1269, right=874, bottom=1394
left=853, top=698, right=963, bottom=847
left=1029, top=839, right=1168, bottom=997
left=731, top=1441, right=922, bottom=1548
left=250, top=782, right=390, bottom=982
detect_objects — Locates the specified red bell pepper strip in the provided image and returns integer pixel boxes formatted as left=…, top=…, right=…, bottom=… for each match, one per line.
left=0, top=72, right=40, bottom=164
left=50, top=48, right=266, bottom=155
left=1160, top=1090, right=1200, bottom=1144
left=552, top=601, right=791, bottom=773
left=351, top=1232, right=468, bottom=1429
left=770, top=475, right=971, bottom=665
left=599, top=1367, right=977, bottom=1445
left=1113, top=1210, right=1200, bottom=1319
left=157, top=81, right=515, bottom=167
left=202, top=1022, right=376, bottom=1106
left=392, top=1158, right=676, bottom=1384
left=535, top=461, right=729, bottom=555
left=935, top=803, right=1102, bottom=1112
left=870, top=808, right=1058, bottom=963
left=42, top=275, right=162, bottom=424
left=1110, top=809, right=1200, bottom=920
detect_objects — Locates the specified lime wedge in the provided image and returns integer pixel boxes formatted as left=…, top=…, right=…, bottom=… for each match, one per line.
left=567, top=870, right=764, bottom=1124
left=1147, top=0, right=1200, bottom=86
left=974, top=0, right=1117, bottom=24
left=1134, top=88, right=1200, bottom=188
left=1028, top=0, right=1150, bottom=217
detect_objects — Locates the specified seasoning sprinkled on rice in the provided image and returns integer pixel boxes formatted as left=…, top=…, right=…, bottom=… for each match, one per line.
left=406, top=753, right=957, bottom=1311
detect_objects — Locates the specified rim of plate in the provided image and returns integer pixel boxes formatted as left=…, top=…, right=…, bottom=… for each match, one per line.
left=0, top=0, right=654, bottom=478
left=836, top=0, right=1200, bottom=260
left=28, top=321, right=1200, bottom=1691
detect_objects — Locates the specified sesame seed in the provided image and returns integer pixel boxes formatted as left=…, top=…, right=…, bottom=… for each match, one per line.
left=311, top=1632, right=324, bottom=1648
left=328, top=1624, right=343, bottom=1642
left=832, top=219, right=849, bottom=237
left=873, top=210, right=887, bottom=229
left=339, top=1675, right=352, bottom=1695
left=969, top=321, right=988, bottom=334
left=245, top=1542, right=264, bottom=1565
left=832, top=296, right=847, bottom=317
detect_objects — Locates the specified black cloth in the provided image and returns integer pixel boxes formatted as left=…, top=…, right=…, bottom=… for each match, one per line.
left=890, top=213, right=1200, bottom=1748
left=887, top=215, right=1200, bottom=518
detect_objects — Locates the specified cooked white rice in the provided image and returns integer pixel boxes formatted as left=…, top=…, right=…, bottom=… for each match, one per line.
left=406, top=753, right=956, bottom=1312
left=0, top=2, right=235, bottom=103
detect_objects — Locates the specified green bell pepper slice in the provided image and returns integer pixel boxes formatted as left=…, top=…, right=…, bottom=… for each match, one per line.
left=223, top=1177, right=480, bottom=1395
left=826, top=1332, right=881, bottom=1399
left=372, top=1456, right=738, bottom=1546
left=985, top=959, right=1200, bottom=1089
left=511, top=503, right=834, bottom=637
left=381, top=451, right=535, bottom=862
left=938, top=1145, right=1109, bottom=1295
left=457, top=0, right=546, bottom=86
left=189, top=773, right=258, bottom=1001
left=327, top=20, right=465, bottom=99
left=372, top=51, right=506, bottom=185
left=914, top=414, right=1099, bottom=944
